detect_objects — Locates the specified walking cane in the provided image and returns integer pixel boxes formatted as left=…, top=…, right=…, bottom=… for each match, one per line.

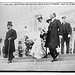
left=8, top=40, right=10, bottom=64
left=46, top=47, right=47, bottom=59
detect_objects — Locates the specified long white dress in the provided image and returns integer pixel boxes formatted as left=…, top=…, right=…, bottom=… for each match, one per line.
left=30, top=30, right=46, bottom=59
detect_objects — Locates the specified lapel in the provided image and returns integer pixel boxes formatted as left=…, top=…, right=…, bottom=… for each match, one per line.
left=61, top=22, right=67, bottom=29
left=7, top=28, right=12, bottom=34
left=50, top=19, right=56, bottom=29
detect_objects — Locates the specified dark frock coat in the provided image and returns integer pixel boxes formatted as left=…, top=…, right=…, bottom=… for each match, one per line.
left=5, top=29, right=17, bottom=52
left=61, top=22, right=72, bottom=38
left=45, top=19, right=62, bottom=48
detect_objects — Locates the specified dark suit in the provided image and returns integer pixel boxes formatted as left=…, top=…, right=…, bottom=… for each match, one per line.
left=45, top=19, right=62, bottom=59
left=5, top=28, right=17, bottom=61
left=61, top=22, right=72, bottom=54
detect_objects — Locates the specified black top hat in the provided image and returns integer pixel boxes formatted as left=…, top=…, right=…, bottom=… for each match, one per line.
left=62, top=16, right=66, bottom=19
left=7, top=21, right=13, bottom=26
left=46, top=19, right=52, bottom=23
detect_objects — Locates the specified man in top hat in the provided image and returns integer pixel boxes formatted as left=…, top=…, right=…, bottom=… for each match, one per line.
left=5, top=21, right=17, bottom=63
left=61, top=16, right=72, bottom=54
left=45, top=13, right=63, bottom=62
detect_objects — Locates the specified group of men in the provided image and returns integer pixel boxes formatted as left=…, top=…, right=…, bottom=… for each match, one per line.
left=4, top=12, right=72, bottom=63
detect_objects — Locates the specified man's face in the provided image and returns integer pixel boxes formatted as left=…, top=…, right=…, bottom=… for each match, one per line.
left=38, top=18, right=43, bottom=23
left=50, top=14, right=54, bottom=19
left=7, top=25, right=12, bottom=29
left=62, top=18, right=66, bottom=23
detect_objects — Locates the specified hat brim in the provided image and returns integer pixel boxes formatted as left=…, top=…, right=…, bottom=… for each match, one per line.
left=46, top=19, right=52, bottom=23
left=7, top=24, right=13, bottom=26
left=62, top=16, right=66, bottom=19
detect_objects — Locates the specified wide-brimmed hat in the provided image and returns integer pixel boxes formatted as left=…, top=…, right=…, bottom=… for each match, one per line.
left=35, top=14, right=43, bottom=19
left=7, top=21, right=13, bottom=26
left=62, top=16, right=66, bottom=19
left=46, top=19, right=52, bottom=23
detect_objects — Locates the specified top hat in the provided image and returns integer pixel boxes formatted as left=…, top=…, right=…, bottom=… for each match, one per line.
left=62, top=16, right=66, bottom=19
left=46, top=19, right=52, bottom=23
left=7, top=21, right=13, bottom=26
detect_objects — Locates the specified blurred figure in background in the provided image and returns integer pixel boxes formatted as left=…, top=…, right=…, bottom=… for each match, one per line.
left=61, top=16, right=72, bottom=54
left=71, top=27, right=75, bottom=54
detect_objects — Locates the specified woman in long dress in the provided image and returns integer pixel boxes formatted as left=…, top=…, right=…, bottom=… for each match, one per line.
left=30, top=15, right=46, bottom=59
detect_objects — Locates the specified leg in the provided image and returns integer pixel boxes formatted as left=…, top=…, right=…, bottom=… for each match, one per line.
left=49, top=47, right=56, bottom=59
left=53, top=46, right=59, bottom=58
left=73, top=33, right=75, bottom=53
left=73, top=40, right=75, bottom=53
left=66, top=38, right=70, bottom=54
left=46, top=47, right=47, bottom=58
left=25, top=47, right=29, bottom=56
left=4, top=51, right=8, bottom=58
left=8, top=51, right=14, bottom=63
left=61, top=38, right=64, bottom=54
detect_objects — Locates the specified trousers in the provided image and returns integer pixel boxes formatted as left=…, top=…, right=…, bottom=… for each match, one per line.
left=49, top=46, right=58, bottom=59
left=5, top=51, right=14, bottom=61
left=61, top=37, right=70, bottom=54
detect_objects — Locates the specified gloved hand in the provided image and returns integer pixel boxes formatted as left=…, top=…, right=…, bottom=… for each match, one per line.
left=68, top=34, right=71, bottom=38
left=59, top=35, right=63, bottom=39
left=8, top=38, right=11, bottom=40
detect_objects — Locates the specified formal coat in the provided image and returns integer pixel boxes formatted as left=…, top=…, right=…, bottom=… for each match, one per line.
left=45, top=19, right=62, bottom=48
left=61, top=22, right=72, bottom=38
left=5, top=29, right=17, bottom=52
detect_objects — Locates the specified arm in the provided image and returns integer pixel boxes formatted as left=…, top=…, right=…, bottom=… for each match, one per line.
left=57, top=20, right=63, bottom=36
left=68, top=23, right=72, bottom=35
left=11, top=30, right=17, bottom=40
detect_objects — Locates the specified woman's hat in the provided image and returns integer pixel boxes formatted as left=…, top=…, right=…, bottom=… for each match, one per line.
left=35, top=14, right=43, bottom=19
left=62, top=16, right=66, bottom=19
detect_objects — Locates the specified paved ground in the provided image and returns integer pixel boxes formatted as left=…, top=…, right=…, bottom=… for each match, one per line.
left=0, top=54, right=75, bottom=71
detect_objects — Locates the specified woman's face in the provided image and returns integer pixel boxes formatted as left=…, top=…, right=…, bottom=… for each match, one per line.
left=38, top=18, right=43, bottom=23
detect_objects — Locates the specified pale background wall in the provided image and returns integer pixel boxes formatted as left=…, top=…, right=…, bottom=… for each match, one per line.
left=0, top=2, right=75, bottom=51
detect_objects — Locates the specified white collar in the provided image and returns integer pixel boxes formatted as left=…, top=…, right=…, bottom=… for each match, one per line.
left=52, top=17, right=56, bottom=22
left=8, top=28, right=12, bottom=31
left=62, top=22, right=66, bottom=25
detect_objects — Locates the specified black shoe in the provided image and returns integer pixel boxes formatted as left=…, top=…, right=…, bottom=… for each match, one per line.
left=4, top=54, right=8, bottom=58
left=13, top=56, right=15, bottom=59
left=43, top=55, right=47, bottom=58
left=4, top=56, right=7, bottom=58
left=51, top=58, right=57, bottom=62
left=8, top=60, right=12, bottom=63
